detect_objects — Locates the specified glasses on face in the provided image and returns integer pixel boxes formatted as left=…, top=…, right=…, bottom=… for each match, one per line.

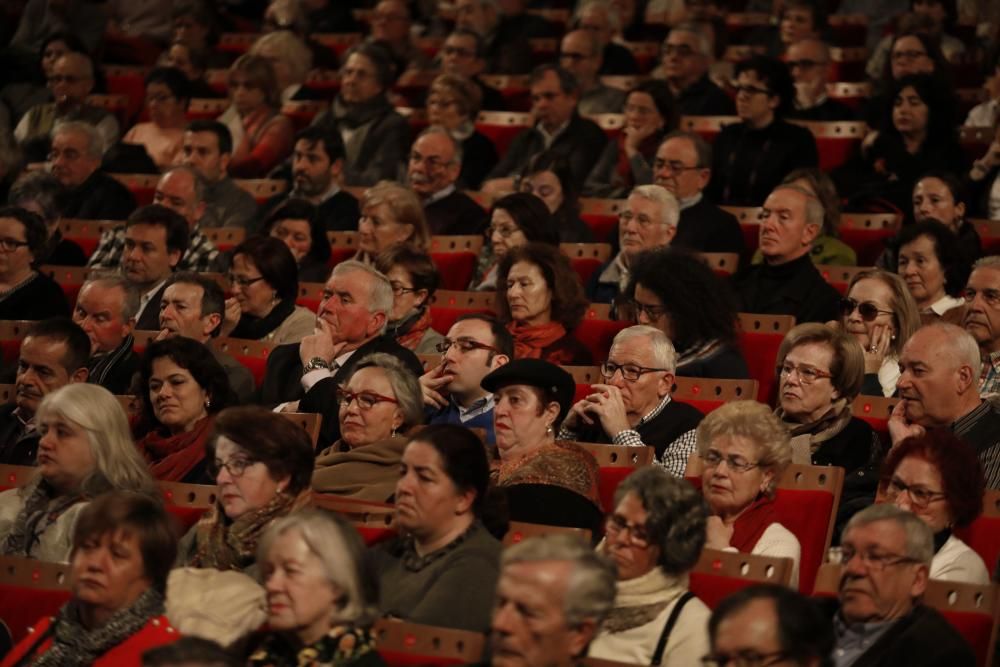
left=629, top=299, right=668, bottom=321
left=700, top=449, right=760, bottom=473
left=892, top=49, right=928, bottom=62
left=0, top=237, right=29, bottom=252
left=840, top=297, right=894, bottom=322
left=779, top=362, right=832, bottom=385
left=228, top=274, right=265, bottom=288
left=435, top=337, right=500, bottom=355
left=662, top=43, right=696, bottom=58
left=605, top=513, right=651, bottom=547
left=733, top=85, right=771, bottom=97
left=883, top=476, right=947, bottom=508
left=208, top=456, right=257, bottom=478
left=701, top=651, right=791, bottom=667
left=488, top=224, right=520, bottom=238
left=389, top=281, right=418, bottom=297
left=408, top=152, right=451, bottom=169
left=600, top=361, right=667, bottom=382
left=619, top=210, right=661, bottom=228
left=654, top=158, right=700, bottom=174
left=962, top=287, right=1000, bottom=308
left=336, top=387, right=399, bottom=410
left=838, top=545, right=920, bottom=571
left=426, top=96, right=458, bottom=110
left=48, top=74, right=85, bottom=85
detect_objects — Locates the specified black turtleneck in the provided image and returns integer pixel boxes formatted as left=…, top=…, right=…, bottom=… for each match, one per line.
left=732, top=252, right=841, bottom=324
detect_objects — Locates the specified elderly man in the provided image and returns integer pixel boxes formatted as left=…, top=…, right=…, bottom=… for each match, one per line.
left=559, top=325, right=703, bottom=475
left=89, top=166, right=220, bottom=273
left=407, top=127, right=487, bottom=235
left=589, top=185, right=677, bottom=304
left=653, top=131, right=745, bottom=256
left=440, top=28, right=507, bottom=110
left=559, top=30, right=625, bottom=115
left=157, top=272, right=254, bottom=403
left=820, top=504, right=975, bottom=666
left=181, top=120, right=257, bottom=229
left=72, top=274, right=140, bottom=395
left=48, top=121, right=137, bottom=220
left=15, top=52, right=119, bottom=162
left=260, top=261, right=423, bottom=444
left=485, top=534, right=617, bottom=667
left=573, top=0, right=638, bottom=74
left=660, top=23, right=734, bottom=116
left=785, top=38, right=856, bottom=121
left=731, top=184, right=840, bottom=323
left=419, top=314, right=512, bottom=443
left=963, top=256, right=1000, bottom=395
left=483, top=65, right=608, bottom=192
left=0, top=318, right=90, bottom=465
left=891, top=322, right=1000, bottom=488
left=454, top=0, right=532, bottom=74
left=707, top=585, right=834, bottom=667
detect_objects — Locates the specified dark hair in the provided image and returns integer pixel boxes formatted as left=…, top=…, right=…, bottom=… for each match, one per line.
left=126, top=204, right=191, bottom=256
left=883, top=73, right=957, bottom=144
left=455, top=312, right=515, bottom=359
left=781, top=0, right=828, bottom=33
left=625, top=247, right=740, bottom=350
left=294, top=124, right=346, bottom=163
left=909, top=0, right=958, bottom=31
left=24, top=317, right=91, bottom=373
left=143, top=637, right=239, bottom=667
left=0, top=205, right=48, bottom=258
left=375, top=245, right=439, bottom=307
left=913, top=169, right=969, bottom=218
left=231, top=235, right=300, bottom=302
left=897, top=219, right=969, bottom=297
left=734, top=55, right=795, bottom=117
left=71, top=491, right=177, bottom=595
left=490, top=193, right=560, bottom=246
left=144, top=67, right=192, bottom=107
left=449, top=27, right=486, bottom=59
left=661, top=130, right=713, bottom=168
left=168, top=40, right=209, bottom=75
left=408, top=424, right=491, bottom=516
left=264, top=198, right=331, bottom=268
left=164, top=271, right=226, bottom=335
left=529, top=63, right=579, bottom=96
left=41, top=31, right=87, bottom=57
left=496, top=242, right=589, bottom=330
left=139, top=337, right=234, bottom=428
left=709, top=585, right=835, bottom=667
left=8, top=171, right=66, bottom=224
left=521, top=152, right=581, bottom=225
left=628, top=79, right=678, bottom=134
left=185, top=119, right=232, bottom=155
left=882, top=32, right=949, bottom=85
left=879, top=429, right=984, bottom=527
left=344, top=42, right=396, bottom=89
left=207, top=406, right=315, bottom=495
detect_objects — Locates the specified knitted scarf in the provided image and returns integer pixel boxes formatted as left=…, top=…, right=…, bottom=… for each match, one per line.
left=140, top=416, right=215, bottom=482
left=775, top=398, right=853, bottom=463
left=247, top=624, right=378, bottom=667
left=728, top=495, right=779, bottom=553
left=230, top=298, right=297, bottom=340
left=391, top=307, right=435, bottom=351
left=600, top=566, right=691, bottom=633
left=1, top=478, right=85, bottom=557
left=508, top=321, right=567, bottom=360
left=331, top=94, right=394, bottom=130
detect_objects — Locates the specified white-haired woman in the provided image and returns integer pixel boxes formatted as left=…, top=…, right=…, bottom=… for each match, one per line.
left=233, top=509, right=385, bottom=666
left=696, top=400, right=801, bottom=586
left=0, top=383, right=156, bottom=562
left=249, top=30, right=317, bottom=103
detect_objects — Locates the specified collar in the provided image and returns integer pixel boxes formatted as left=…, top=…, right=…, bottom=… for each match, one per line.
left=985, top=349, right=1000, bottom=371
left=454, top=393, right=495, bottom=419
left=536, top=118, right=571, bottom=147
left=424, top=184, right=456, bottom=206
left=140, top=280, right=167, bottom=306
left=927, top=294, right=965, bottom=316
left=333, top=348, right=356, bottom=370
left=834, top=611, right=897, bottom=644
left=452, top=120, right=475, bottom=141
left=678, top=192, right=703, bottom=210
left=636, top=393, right=672, bottom=428
left=12, top=406, right=34, bottom=431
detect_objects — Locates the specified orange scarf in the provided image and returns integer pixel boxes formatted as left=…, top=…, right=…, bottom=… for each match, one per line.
left=139, top=416, right=215, bottom=482
left=394, top=307, right=435, bottom=351
left=508, top=321, right=567, bottom=360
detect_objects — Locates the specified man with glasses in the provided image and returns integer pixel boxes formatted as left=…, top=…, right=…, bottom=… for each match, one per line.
left=419, top=314, right=512, bottom=443
left=558, top=30, right=624, bottom=115
left=48, top=121, right=137, bottom=221
left=453, top=0, right=532, bottom=74
left=572, top=0, right=639, bottom=75
left=785, top=39, right=856, bottom=121
left=439, top=29, right=507, bottom=110
left=559, top=326, right=703, bottom=476
left=820, top=504, right=975, bottom=666
left=660, top=23, right=734, bottom=117
left=407, top=127, right=486, bottom=235
left=961, top=256, right=1000, bottom=395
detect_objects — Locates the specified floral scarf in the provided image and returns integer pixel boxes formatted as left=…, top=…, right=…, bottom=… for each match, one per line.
left=392, top=307, right=435, bottom=351
left=247, top=625, right=378, bottom=667
left=139, top=416, right=215, bottom=482
left=1, top=478, right=85, bottom=557
left=498, top=440, right=601, bottom=506
left=507, top=321, right=567, bottom=360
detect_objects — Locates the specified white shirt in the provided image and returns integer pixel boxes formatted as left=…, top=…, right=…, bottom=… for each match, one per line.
left=136, top=279, right=167, bottom=323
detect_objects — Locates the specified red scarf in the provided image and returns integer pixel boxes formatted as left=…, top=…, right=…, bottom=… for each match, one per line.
left=508, top=321, right=567, bottom=360
left=395, top=307, right=435, bottom=351
left=139, top=416, right=215, bottom=482
left=728, top=495, right=780, bottom=552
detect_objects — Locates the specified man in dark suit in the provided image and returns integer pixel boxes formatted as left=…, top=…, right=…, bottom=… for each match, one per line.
left=661, top=23, right=735, bottom=117
left=49, top=121, right=137, bottom=221
left=262, top=260, right=422, bottom=446
left=574, top=0, right=639, bottom=75
left=407, top=127, right=487, bottom=236
left=72, top=275, right=141, bottom=396
left=119, top=205, right=190, bottom=331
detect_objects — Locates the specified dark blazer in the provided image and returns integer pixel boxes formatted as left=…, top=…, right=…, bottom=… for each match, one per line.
left=311, top=100, right=411, bottom=186
left=732, top=253, right=841, bottom=324
left=134, top=283, right=168, bottom=332
left=460, top=131, right=500, bottom=190
left=61, top=170, right=138, bottom=221
left=425, top=190, right=488, bottom=236
left=786, top=97, right=857, bottom=122
left=0, top=272, right=69, bottom=320
left=0, top=404, right=38, bottom=466
left=675, top=75, right=736, bottom=117
left=674, top=196, right=747, bottom=258
left=599, top=42, right=639, bottom=75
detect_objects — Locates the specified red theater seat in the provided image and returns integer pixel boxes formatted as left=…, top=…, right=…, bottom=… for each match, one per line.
left=0, top=557, right=72, bottom=644
left=186, top=97, right=229, bottom=121
left=0, top=463, right=33, bottom=491
left=720, top=206, right=762, bottom=253
left=561, top=243, right=612, bottom=285
left=679, top=115, right=738, bottom=143
left=960, top=126, right=992, bottom=164
left=310, top=494, right=396, bottom=545
left=503, top=521, right=592, bottom=546
left=103, top=65, right=148, bottom=124
left=281, top=100, right=327, bottom=131
left=580, top=198, right=624, bottom=243
left=837, top=212, right=902, bottom=269
left=38, top=264, right=89, bottom=306
left=826, top=81, right=872, bottom=112
left=954, top=490, right=1000, bottom=575
left=431, top=251, right=478, bottom=291
left=584, top=113, right=625, bottom=142
left=297, top=281, right=324, bottom=312
left=478, top=74, right=531, bottom=111
left=971, top=219, right=1000, bottom=256
left=690, top=549, right=794, bottom=609
left=327, top=230, right=359, bottom=268
left=158, top=481, right=216, bottom=530
left=575, top=318, right=630, bottom=364
left=736, top=313, right=795, bottom=402
left=790, top=120, right=866, bottom=171
left=312, top=33, right=363, bottom=58
left=373, top=619, right=486, bottom=667
left=110, top=173, right=159, bottom=206
left=816, top=265, right=868, bottom=295
left=212, top=337, right=273, bottom=388
left=202, top=227, right=246, bottom=254
left=851, top=395, right=899, bottom=443
left=428, top=290, right=496, bottom=333
left=828, top=14, right=869, bottom=47
left=672, top=377, right=759, bottom=414
left=699, top=252, right=740, bottom=276
left=574, top=442, right=654, bottom=513
left=235, top=178, right=288, bottom=206
left=59, top=218, right=119, bottom=256
left=565, top=365, right=603, bottom=403
left=475, top=111, right=531, bottom=157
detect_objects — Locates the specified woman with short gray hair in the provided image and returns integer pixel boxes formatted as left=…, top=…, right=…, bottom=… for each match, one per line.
left=589, top=467, right=712, bottom=666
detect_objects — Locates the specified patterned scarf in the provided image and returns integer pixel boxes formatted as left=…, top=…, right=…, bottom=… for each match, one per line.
left=391, top=307, right=435, bottom=351
left=508, top=321, right=568, bottom=360
left=1, top=478, right=85, bottom=557
left=247, top=625, right=378, bottom=667
left=140, top=416, right=215, bottom=482
left=599, top=565, right=690, bottom=633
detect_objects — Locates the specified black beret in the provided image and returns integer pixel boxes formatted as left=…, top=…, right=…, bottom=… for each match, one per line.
left=480, top=358, right=576, bottom=421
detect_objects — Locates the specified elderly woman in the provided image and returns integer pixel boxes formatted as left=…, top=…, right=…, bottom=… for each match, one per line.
left=375, top=245, right=445, bottom=353
left=355, top=181, right=431, bottom=265
left=520, top=152, right=593, bottom=243
left=0, top=384, right=155, bottom=562
left=135, top=337, right=235, bottom=484
left=8, top=171, right=85, bottom=266
left=697, top=400, right=802, bottom=586
left=469, top=193, right=559, bottom=291
left=0, top=206, right=69, bottom=320
left=312, top=353, right=425, bottom=502
left=248, top=30, right=316, bottom=103
left=234, top=510, right=384, bottom=665
left=264, top=199, right=332, bottom=283
left=838, top=269, right=921, bottom=397
left=222, top=236, right=315, bottom=344
left=626, top=248, right=749, bottom=379
left=497, top=243, right=592, bottom=364
left=878, top=430, right=989, bottom=585
left=483, top=358, right=603, bottom=531
left=426, top=73, right=498, bottom=189
left=218, top=53, right=294, bottom=178
left=1, top=491, right=180, bottom=666
left=177, top=407, right=315, bottom=575
left=122, top=67, right=190, bottom=171
left=590, top=467, right=710, bottom=665
left=896, top=220, right=970, bottom=325
left=371, top=424, right=501, bottom=632
left=160, top=40, right=220, bottom=99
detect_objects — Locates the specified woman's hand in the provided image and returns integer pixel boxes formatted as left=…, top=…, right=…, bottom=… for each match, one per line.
left=862, top=323, right=892, bottom=374
left=705, top=516, right=734, bottom=550
left=622, top=123, right=657, bottom=157
left=220, top=297, right=241, bottom=337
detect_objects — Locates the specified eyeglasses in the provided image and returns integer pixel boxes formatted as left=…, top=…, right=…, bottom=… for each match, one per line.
left=488, top=224, right=520, bottom=238
left=653, top=158, right=701, bottom=174
left=47, top=74, right=85, bottom=85
left=389, top=281, right=418, bottom=297
left=426, top=96, right=458, bottom=109
left=779, top=362, right=832, bottom=385
left=962, top=287, right=1000, bottom=308
left=605, top=513, right=651, bottom=547
left=891, top=49, right=928, bottom=61
left=600, top=361, right=667, bottom=382
left=629, top=299, right=668, bottom=321
left=838, top=545, right=920, bottom=571
left=408, top=152, right=451, bottom=169
left=786, top=58, right=826, bottom=69
left=336, top=387, right=399, bottom=410
left=435, top=337, right=500, bottom=355
left=661, top=43, right=696, bottom=58
left=208, top=456, right=258, bottom=479
left=701, top=651, right=791, bottom=667
left=840, top=297, right=894, bottom=322
left=700, top=450, right=760, bottom=474
left=619, top=210, right=663, bottom=228
left=733, top=85, right=771, bottom=96
left=0, top=237, right=29, bottom=252
left=228, top=274, right=265, bottom=288
left=883, top=476, right=947, bottom=508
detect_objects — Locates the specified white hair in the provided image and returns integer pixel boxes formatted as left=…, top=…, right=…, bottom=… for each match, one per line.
left=921, top=322, right=982, bottom=379
left=51, top=121, right=103, bottom=159
left=629, top=184, right=679, bottom=228
left=669, top=22, right=713, bottom=59
left=972, top=255, right=1000, bottom=271
left=611, top=325, right=677, bottom=372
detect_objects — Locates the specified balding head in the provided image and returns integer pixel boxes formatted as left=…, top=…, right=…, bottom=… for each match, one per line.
left=897, top=323, right=982, bottom=428
left=560, top=30, right=602, bottom=87
left=50, top=52, right=94, bottom=107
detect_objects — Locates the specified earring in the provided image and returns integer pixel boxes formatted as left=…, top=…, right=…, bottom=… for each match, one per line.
left=545, top=424, right=553, bottom=435
left=204, top=397, right=211, bottom=409
left=391, top=427, right=397, bottom=438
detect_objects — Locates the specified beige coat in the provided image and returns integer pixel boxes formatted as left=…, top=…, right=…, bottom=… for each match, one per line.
left=0, top=486, right=89, bottom=562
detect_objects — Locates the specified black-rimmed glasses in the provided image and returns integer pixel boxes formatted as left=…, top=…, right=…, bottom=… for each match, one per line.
left=601, top=361, right=668, bottom=382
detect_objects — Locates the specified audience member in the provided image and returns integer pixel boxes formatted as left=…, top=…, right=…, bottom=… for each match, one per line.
left=896, top=221, right=970, bottom=325
left=558, top=29, right=625, bottom=115
left=867, top=5, right=965, bottom=82
left=122, top=67, right=190, bottom=171
left=160, top=41, right=221, bottom=100
left=7, top=0, right=105, bottom=56
left=375, top=245, right=445, bottom=354
left=247, top=30, right=316, bottom=103
left=963, top=257, right=1000, bottom=394
left=520, top=152, right=593, bottom=243
left=0, top=206, right=69, bottom=320
left=263, top=199, right=332, bottom=282
left=659, top=22, right=735, bottom=116
left=48, top=121, right=137, bottom=221
left=453, top=0, right=532, bottom=74
left=356, top=181, right=431, bottom=264
left=765, top=0, right=825, bottom=56
left=425, top=73, right=499, bottom=190
left=470, top=193, right=559, bottom=291
left=0, top=318, right=89, bottom=466
left=863, top=29, right=947, bottom=127
left=367, top=0, right=430, bottom=75
left=72, top=275, right=140, bottom=395
left=407, top=126, right=487, bottom=235
left=774, top=167, right=856, bottom=266
left=438, top=29, right=507, bottom=112
left=964, top=50, right=999, bottom=128
left=574, top=0, right=640, bottom=74
left=180, top=120, right=258, bottom=229
left=7, top=171, right=85, bottom=266
left=0, top=32, right=84, bottom=132
left=142, top=637, right=239, bottom=667
left=911, top=171, right=982, bottom=263
left=785, top=38, right=856, bottom=121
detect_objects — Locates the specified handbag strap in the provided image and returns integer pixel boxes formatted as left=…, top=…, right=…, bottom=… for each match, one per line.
left=650, top=591, right=696, bottom=665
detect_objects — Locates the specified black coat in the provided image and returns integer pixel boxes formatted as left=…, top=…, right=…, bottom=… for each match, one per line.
left=311, top=100, right=410, bottom=187
left=732, top=253, right=841, bottom=324
left=674, top=196, right=747, bottom=259
left=0, top=404, right=38, bottom=466
left=425, top=190, right=488, bottom=236
left=786, top=97, right=857, bottom=122
left=0, top=272, right=68, bottom=321
left=61, top=170, right=138, bottom=221
left=134, top=283, right=168, bottom=332
left=460, top=131, right=500, bottom=190
left=675, top=75, right=736, bottom=117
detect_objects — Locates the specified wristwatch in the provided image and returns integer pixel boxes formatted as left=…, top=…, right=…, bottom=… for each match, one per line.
left=302, top=357, right=332, bottom=374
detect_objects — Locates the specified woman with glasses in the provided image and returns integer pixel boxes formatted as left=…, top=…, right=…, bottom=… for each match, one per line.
left=696, top=400, right=802, bottom=586
left=520, top=152, right=593, bottom=242
left=176, top=406, right=314, bottom=575
left=264, top=198, right=332, bottom=283
left=895, top=220, right=970, bottom=326
left=837, top=269, right=921, bottom=397
left=220, top=236, right=315, bottom=344
left=877, top=430, right=989, bottom=584
left=375, top=245, right=445, bottom=354
left=589, top=467, right=711, bottom=665
left=426, top=73, right=498, bottom=190
left=121, top=67, right=190, bottom=171
left=469, top=193, right=560, bottom=291
left=355, top=181, right=431, bottom=265
left=0, top=206, right=69, bottom=320
left=313, top=353, right=425, bottom=501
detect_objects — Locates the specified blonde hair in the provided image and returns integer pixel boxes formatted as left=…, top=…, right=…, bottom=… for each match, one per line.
left=250, top=30, right=313, bottom=86
left=361, top=181, right=430, bottom=252
left=776, top=323, right=865, bottom=400
left=845, top=269, right=921, bottom=357
left=229, top=53, right=281, bottom=108
left=429, top=73, right=482, bottom=118
left=696, top=400, right=791, bottom=494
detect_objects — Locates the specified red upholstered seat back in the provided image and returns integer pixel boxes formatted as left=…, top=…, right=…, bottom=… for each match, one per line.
left=597, top=466, right=637, bottom=513
left=689, top=571, right=758, bottom=610
left=736, top=331, right=782, bottom=402
left=356, top=525, right=397, bottom=546
left=574, top=319, right=630, bottom=364
left=954, top=491, right=1000, bottom=577
left=773, top=488, right=836, bottom=593
left=941, top=610, right=995, bottom=667
left=0, top=585, right=72, bottom=643
left=430, top=252, right=477, bottom=291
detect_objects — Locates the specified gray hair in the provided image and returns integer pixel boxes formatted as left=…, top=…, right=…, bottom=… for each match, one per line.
left=972, top=255, right=1000, bottom=271
left=51, top=121, right=103, bottom=159
left=696, top=401, right=791, bottom=495
left=629, top=184, right=679, bottom=229
left=417, top=125, right=463, bottom=164
left=661, top=130, right=712, bottom=169
left=842, top=504, right=934, bottom=566
left=8, top=171, right=64, bottom=223
left=613, top=468, right=707, bottom=575
left=611, top=325, right=677, bottom=372
left=920, top=322, right=982, bottom=379
left=330, top=260, right=394, bottom=335
left=669, top=22, right=713, bottom=58
left=502, top=534, right=618, bottom=628
left=257, top=509, right=378, bottom=625
left=82, top=272, right=141, bottom=322
left=161, top=165, right=206, bottom=204
left=353, top=352, right=424, bottom=429
left=772, top=184, right=824, bottom=229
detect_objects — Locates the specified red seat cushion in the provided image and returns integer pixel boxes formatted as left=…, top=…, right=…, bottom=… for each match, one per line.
left=954, top=517, right=1000, bottom=582
left=431, top=252, right=477, bottom=291
left=736, top=331, right=782, bottom=402
left=475, top=122, right=528, bottom=158
left=815, top=136, right=862, bottom=171
left=377, top=650, right=466, bottom=667
left=165, top=505, right=209, bottom=531
left=598, top=466, right=637, bottom=513
left=838, top=227, right=897, bottom=266
left=773, top=488, right=835, bottom=593
left=357, top=525, right=396, bottom=546
left=940, top=610, right=994, bottom=667
left=569, top=257, right=604, bottom=285
left=580, top=213, right=618, bottom=243
left=0, top=586, right=71, bottom=644
left=689, top=571, right=759, bottom=610
left=574, top=319, right=630, bottom=364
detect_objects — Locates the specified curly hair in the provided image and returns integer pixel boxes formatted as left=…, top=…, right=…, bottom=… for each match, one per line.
left=496, top=242, right=589, bottom=330
left=697, top=400, right=791, bottom=496
left=139, top=337, right=235, bottom=429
